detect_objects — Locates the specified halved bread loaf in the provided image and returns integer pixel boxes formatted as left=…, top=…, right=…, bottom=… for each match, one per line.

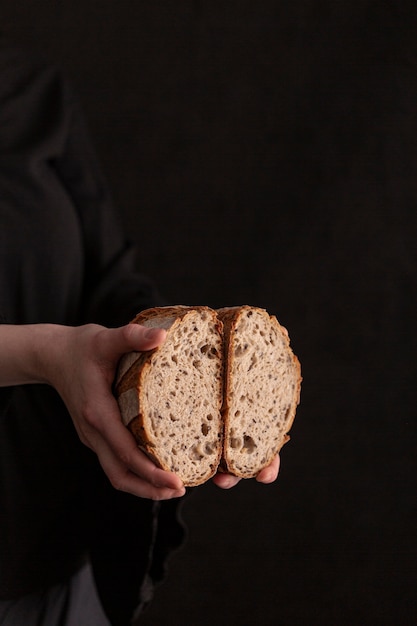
left=217, top=306, right=301, bottom=478
left=114, top=306, right=224, bottom=487
left=115, top=305, right=301, bottom=486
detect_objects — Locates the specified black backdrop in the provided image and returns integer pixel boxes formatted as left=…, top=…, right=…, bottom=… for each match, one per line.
left=2, top=2, right=417, bottom=625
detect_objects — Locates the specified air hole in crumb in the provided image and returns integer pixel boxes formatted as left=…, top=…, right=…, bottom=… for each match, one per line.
left=189, top=444, right=204, bottom=461
left=205, top=443, right=215, bottom=455
left=208, top=347, right=218, bottom=359
left=235, top=344, right=249, bottom=357
left=207, top=413, right=213, bottom=421
left=171, top=355, right=178, bottom=364
left=201, top=423, right=210, bottom=436
left=243, top=435, right=257, bottom=453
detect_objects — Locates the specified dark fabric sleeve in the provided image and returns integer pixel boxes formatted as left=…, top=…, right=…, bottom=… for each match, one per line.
left=0, top=383, right=12, bottom=418
left=0, top=388, right=12, bottom=419
left=50, top=74, right=166, bottom=327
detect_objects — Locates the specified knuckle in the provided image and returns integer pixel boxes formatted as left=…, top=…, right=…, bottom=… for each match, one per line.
left=81, top=403, right=99, bottom=428
left=77, top=430, right=91, bottom=448
left=117, top=449, right=133, bottom=468
left=121, top=323, right=138, bottom=344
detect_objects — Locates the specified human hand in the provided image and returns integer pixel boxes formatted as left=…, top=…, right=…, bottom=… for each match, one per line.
left=41, top=323, right=186, bottom=501
left=212, top=454, right=280, bottom=489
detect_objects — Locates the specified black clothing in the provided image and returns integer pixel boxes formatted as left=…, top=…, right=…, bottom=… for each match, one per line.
left=0, top=43, right=184, bottom=624
left=0, top=562, right=110, bottom=625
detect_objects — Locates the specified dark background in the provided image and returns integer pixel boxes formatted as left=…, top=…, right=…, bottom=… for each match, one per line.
left=2, top=2, right=416, bottom=625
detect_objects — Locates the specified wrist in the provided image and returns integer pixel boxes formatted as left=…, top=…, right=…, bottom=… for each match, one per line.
left=30, top=324, right=73, bottom=387
left=0, top=323, right=72, bottom=387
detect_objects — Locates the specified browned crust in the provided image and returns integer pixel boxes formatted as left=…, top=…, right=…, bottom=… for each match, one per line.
left=217, top=306, right=302, bottom=478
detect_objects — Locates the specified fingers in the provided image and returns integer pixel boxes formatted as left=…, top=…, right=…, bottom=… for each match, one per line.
left=256, top=454, right=280, bottom=483
left=100, top=324, right=167, bottom=364
left=58, top=323, right=183, bottom=500
left=82, top=397, right=185, bottom=499
left=212, top=473, right=242, bottom=489
left=98, top=439, right=186, bottom=500
left=212, top=454, right=281, bottom=489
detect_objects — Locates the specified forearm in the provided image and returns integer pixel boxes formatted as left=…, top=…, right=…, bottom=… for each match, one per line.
left=0, top=324, right=69, bottom=387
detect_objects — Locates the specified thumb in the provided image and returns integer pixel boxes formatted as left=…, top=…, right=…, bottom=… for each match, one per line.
left=101, top=324, right=167, bottom=362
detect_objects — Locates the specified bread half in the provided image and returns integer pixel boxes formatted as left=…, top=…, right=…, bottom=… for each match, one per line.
left=115, top=306, right=224, bottom=486
left=217, top=306, right=301, bottom=478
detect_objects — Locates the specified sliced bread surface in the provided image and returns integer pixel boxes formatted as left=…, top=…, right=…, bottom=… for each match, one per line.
left=115, top=306, right=224, bottom=486
left=217, top=306, right=301, bottom=478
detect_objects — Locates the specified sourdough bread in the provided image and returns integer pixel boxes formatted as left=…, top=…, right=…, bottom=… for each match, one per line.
left=217, top=306, right=301, bottom=478
left=115, top=306, right=224, bottom=486
left=115, top=305, right=301, bottom=486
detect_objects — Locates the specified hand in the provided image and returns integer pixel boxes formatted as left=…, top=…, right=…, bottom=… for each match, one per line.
left=212, top=454, right=281, bottom=489
left=42, top=323, right=186, bottom=501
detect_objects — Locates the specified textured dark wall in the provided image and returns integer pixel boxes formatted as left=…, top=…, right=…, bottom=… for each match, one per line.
left=2, top=3, right=416, bottom=624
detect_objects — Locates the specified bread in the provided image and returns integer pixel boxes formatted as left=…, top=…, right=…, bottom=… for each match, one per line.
left=114, top=306, right=224, bottom=486
left=115, top=305, right=301, bottom=486
left=217, top=306, right=301, bottom=478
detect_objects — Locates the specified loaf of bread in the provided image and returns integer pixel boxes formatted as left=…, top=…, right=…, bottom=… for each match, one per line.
left=114, top=305, right=301, bottom=486
left=114, top=306, right=224, bottom=486
left=217, top=306, right=301, bottom=478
